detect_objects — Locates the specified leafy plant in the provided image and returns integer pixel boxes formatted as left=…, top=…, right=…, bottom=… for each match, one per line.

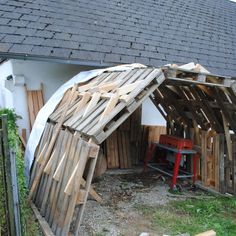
left=0, top=109, right=41, bottom=235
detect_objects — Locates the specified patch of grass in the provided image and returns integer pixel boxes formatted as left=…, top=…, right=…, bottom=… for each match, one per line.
left=136, top=196, right=236, bottom=236
left=0, top=109, right=41, bottom=235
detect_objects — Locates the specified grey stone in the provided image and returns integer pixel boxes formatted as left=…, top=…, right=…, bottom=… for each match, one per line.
left=34, top=30, right=54, bottom=38
left=2, top=34, right=25, bottom=43
left=9, top=19, right=29, bottom=27
left=15, top=28, right=36, bottom=36
left=104, top=53, right=121, bottom=63
left=23, top=36, right=44, bottom=45
left=21, top=14, right=39, bottom=22
left=0, top=42, right=12, bottom=52
left=50, top=48, right=72, bottom=58
left=27, top=22, right=46, bottom=30
left=9, top=44, right=33, bottom=53
left=2, top=12, right=21, bottom=19
left=31, top=46, right=52, bottom=56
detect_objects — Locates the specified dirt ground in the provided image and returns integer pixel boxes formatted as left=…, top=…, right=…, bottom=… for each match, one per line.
left=78, top=169, right=204, bottom=236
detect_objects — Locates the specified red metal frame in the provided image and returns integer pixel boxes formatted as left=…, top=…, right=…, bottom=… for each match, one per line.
left=144, top=135, right=198, bottom=190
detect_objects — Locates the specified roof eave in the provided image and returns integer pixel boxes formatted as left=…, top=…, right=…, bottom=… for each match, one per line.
left=0, top=52, right=113, bottom=68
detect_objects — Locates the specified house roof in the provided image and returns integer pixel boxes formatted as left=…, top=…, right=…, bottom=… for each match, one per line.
left=0, top=0, right=236, bottom=76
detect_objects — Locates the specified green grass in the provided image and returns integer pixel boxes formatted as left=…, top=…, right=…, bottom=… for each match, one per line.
left=0, top=109, right=41, bottom=235
left=136, top=196, right=236, bottom=236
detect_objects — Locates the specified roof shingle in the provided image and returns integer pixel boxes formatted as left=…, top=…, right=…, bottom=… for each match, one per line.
left=0, top=0, right=235, bottom=76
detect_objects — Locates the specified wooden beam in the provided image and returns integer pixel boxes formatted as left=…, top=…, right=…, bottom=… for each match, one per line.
left=31, top=203, right=55, bottom=236
left=222, top=113, right=233, bottom=161
left=166, top=77, right=230, bottom=87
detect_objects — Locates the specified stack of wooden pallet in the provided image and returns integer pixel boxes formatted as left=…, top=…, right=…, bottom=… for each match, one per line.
left=29, top=67, right=165, bottom=235
left=30, top=123, right=100, bottom=236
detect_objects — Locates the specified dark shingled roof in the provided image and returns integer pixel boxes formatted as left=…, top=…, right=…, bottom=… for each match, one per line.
left=0, top=0, right=236, bottom=76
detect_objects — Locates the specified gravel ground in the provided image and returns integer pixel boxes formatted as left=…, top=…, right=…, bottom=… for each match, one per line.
left=78, top=170, right=202, bottom=236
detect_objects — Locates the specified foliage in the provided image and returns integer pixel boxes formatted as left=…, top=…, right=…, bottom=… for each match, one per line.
left=137, top=196, right=236, bottom=236
left=0, top=109, right=41, bottom=235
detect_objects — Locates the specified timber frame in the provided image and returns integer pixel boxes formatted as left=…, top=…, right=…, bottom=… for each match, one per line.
left=29, top=63, right=236, bottom=236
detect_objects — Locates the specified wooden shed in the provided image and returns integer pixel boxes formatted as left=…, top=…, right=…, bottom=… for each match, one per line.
left=29, top=64, right=236, bottom=236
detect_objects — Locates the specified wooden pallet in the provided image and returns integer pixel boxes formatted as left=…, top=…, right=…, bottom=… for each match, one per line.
left=30, top=127, right=100, bottom=236
left=49, top=68, right=165, bottom=144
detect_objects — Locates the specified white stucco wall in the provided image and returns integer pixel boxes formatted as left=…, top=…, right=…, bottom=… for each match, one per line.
left=141, top=97, right=166, bottom=126
left=0, top=59, right=94, bottom=139
left=0, top=60, right=14, bottom=108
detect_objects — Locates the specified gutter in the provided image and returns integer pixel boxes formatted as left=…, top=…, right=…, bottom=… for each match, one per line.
left=0, top=52, right=113, bottom=68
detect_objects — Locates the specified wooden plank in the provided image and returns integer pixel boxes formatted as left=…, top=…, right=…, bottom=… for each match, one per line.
left=60, top=142, right=90, bottom=236
left=20, top=129, right=26, bottom=148
left=33, top=91, right=40, bottom=119
left=74, top=92, right=91, bottom=114
left=213, top=135, right=220, bottom=191
left=27, top=91, right=35, bottom=129
left=232, top=135, right=236, bottom=195
left=219, top=134, right=225, bottom=193
left=81, top=178, right=102, bottom=203
left=195, top=230, right=216, bottom=236
left=54, top=134, right=81, bottom=235
left=222, top=113, right=233, bottom=161
left=37, top=84, right=44, bottom=108
left=48, top=133, right=73, bottom=229
left=76, top=190, right=87, bottom=204
left=117, top=81, right=143, bottom=95
left=90, top=81, right=120, bottom=93
left=201, top=131, right=208, bottom=186
left=30, top=123, right=53, bottom=188
left=99, top=94, right=119, bottom=122
left=166, top=77, right=230, bottom=87
left=43, top=132, right=69, bottom=221
left=78, top=82, right=97, bottom=92
left=31, top=203, right=55, bottom=236
left=82, top=92, right=101, bottom=118
left=73, top=144, right=100, bottom=236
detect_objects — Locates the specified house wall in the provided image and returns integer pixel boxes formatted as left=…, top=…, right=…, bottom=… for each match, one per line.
left=0, top=59, right=94, bottom=139
left=141, top=97, right=166, bottom=126
left=0, top=60, right=14, bottom=108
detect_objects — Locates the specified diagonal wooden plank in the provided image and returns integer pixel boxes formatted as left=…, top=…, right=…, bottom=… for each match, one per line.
left=99, top=94, right=119, bottom=122
left=82, top=92, right=101, bottom=118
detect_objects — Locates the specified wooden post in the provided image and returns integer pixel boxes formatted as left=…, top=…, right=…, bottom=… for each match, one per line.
left=219, top=134, right=225, bottom=193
